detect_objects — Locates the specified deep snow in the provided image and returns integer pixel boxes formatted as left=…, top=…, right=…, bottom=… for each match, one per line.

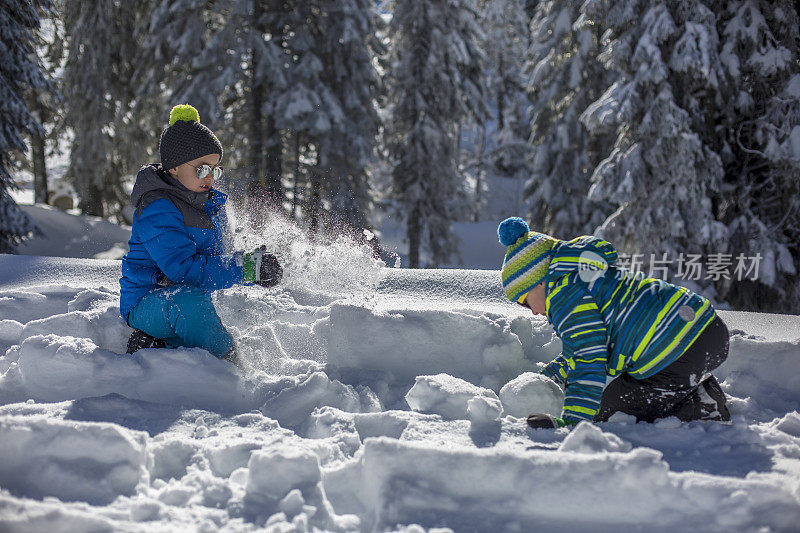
left=0, top=249, right=799, bottom=532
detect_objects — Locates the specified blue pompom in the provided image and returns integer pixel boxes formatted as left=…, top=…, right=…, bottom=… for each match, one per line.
left=498, top=217, right=530, bottom=246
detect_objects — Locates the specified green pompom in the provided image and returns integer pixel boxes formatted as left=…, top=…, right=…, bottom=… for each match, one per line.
left=169, top=104, right=200, bottom=126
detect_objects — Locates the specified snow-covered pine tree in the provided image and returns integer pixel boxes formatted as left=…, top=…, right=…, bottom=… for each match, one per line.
left=714, top=0, right=800, bottom=312
left=162, top=0, right=381, bottom=236
left=62, top=0, right=154, bottom=218
left=470, top=0, right=531, bottom=220
left=526, top=0, right=612, bottom=237
left=138, top=0, right=287, bottom=223
left=310, top=0, right=382, bottom=237
left=579, top=1, right=729, bottom=267
left=0, top=0, right=51, bottom=252
left=386, top=0, right=489, bottom=267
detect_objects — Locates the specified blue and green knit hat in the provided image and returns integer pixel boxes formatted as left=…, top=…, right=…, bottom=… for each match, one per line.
left=498, top=217, right=558, bottom=304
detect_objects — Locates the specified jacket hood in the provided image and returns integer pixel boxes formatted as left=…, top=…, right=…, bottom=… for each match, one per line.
left=547, top=235, right=619, bottom=280
left=131, top=164, right=212, bottom=215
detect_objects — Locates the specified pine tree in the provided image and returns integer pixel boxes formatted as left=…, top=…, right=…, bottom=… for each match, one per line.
left=714, top=0, right=800, bottom=312
left=579, top=1, right=729, bottom=264
left=526, top=0, right=612, bottom=237
left=386, top=0, right=489, bottom=267
left=0, top=0, right=51, bottom=252
left=62, top=0, right=155, bottom=218
left=470, top=0, right=531, bottom=220
left=310, top=0, right=383, bottom=237
left=155, top=0, right=382, bottom=237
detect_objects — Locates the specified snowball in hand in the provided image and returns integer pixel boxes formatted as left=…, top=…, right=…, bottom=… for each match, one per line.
left=499, top=372, right=564, bottom=418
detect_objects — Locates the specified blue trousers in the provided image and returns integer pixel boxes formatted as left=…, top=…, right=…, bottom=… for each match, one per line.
left=127, top=286, right=234, bottom=358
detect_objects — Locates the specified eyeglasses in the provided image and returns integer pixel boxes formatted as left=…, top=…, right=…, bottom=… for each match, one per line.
left=187, top=162, right=223, bottom=180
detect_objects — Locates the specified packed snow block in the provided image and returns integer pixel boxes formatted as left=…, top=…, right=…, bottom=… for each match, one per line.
left=245, top=448, right=359, bottom=531
left=319, top=304, right=539, bottom=391
left=405, top=373, right=501, bottom=420
left=0, top=493, right=118, bottom=533
left=326, top=437, right=799, bottom=532
left=260, top=371, right=381, bottom=429
left=722, top=334, right=800, bottom=414
left=0, top=415, right=148, bottom=505
left=499, top=372, right=564, bottom=418
left=246, top=448, right=322, bottom=501
left=20, top=304, right=130, bottom=354
left=326, top=437, right=677, bottom=531
left=558, top=422, right=632, bottom=453
left=5, top=334, right=255, bottom=411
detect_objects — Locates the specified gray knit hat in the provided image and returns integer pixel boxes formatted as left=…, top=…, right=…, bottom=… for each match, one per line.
left=159, top=104, right=223, bottom=171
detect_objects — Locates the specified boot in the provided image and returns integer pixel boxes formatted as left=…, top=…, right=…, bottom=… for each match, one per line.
left=698, top=375, right=731, bottom=422
left=126, top=329, right=167, bottom=354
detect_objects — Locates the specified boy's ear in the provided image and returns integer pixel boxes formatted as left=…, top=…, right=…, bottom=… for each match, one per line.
left=168, top=167, right=177, bottom=176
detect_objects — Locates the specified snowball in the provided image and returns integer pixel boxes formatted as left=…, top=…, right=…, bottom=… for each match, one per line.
left=559, top=422, right=632, bottom=453
left=405, top=374, right=500, bottom=420
left=499, top=372, right=563, bottom=418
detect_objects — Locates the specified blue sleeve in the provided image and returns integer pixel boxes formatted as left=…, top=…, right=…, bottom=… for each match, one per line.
left=137, top=199, right=243, bottom=290
left=545, top=274, right=609, bottom=423
left=541, top=355, right=570, bottom=386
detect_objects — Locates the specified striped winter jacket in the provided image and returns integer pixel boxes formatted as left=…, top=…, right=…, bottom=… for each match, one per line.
left=540, top=236, right=717, bottom=423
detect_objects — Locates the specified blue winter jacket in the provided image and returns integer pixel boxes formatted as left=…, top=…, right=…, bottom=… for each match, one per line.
left=119, top=164, right=243, bottom=322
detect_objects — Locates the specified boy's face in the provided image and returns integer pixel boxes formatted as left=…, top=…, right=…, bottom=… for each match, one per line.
left=169, top=154, right=221, bottom=193
left=523, top=283, right=547, bottom=316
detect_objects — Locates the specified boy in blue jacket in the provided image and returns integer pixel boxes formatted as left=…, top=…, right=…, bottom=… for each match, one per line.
left=497, top=217, right=731, bottom=428
left=120, top=104, right=282, bottom=363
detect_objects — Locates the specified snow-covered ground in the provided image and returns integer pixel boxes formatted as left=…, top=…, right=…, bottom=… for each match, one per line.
left=1, top=238, right=799, bottom=531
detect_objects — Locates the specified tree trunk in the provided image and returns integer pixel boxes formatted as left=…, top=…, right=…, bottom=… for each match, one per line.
left=248, top=0, right=266, bottom=227
left=31, top=130, right=48, bottom=205
left=407, top=202, right=422, bottom=268
left=308, top=169, right=321, bottom=236
left=291, top=132, right=301, bottom=219
left=264, top=114, right=283, bottom=208
left=81, top=182, right=104, bottom=217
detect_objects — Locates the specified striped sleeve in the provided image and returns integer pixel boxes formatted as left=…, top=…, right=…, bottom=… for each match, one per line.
left=541, top=355, right=569, bottom=386
left=546, top=275, right=609, bottom=422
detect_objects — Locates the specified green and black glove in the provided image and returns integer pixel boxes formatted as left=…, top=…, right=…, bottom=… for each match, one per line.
left=526, top=413, right=579, bottom=429
left=241, top=246, right=283, bottom=288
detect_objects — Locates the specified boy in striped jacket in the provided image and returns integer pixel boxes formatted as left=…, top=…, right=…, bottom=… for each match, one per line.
left=497, top=217, right=731, bottom=428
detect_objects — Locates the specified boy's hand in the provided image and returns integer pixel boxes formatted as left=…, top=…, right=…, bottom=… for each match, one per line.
left=526, top=413, right=578, bottom=429
left=242, top=246, right=283, bottom=287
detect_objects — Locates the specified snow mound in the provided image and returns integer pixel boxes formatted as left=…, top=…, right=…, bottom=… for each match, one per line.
left=499, top=371, right=563, bottom=417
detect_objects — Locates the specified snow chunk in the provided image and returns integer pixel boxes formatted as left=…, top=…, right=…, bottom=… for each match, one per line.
left=260, top=371, right=381, bottom=429
left=0, top=415, right=148, bottom=505
left=467, top=395, right=503, bottom=426
left=774, top=411, right=800, bottom=438
left=559, top=421, right=633, bottom=453
left=246, top=447, right=359, bottom=531
left=247, top=448, right=321, bottom=500
left=499, top=372, right=563, bottom=418
left=405, top=374, right=500, bottom=420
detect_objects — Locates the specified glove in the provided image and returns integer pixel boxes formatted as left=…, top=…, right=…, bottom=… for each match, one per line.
left=241, top=246, right=283, bottom=287
left=526, top=413, right=578, bottom=429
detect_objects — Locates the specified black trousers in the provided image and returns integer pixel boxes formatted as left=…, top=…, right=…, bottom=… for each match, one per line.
left=595, top=315, right=730, bottom=423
